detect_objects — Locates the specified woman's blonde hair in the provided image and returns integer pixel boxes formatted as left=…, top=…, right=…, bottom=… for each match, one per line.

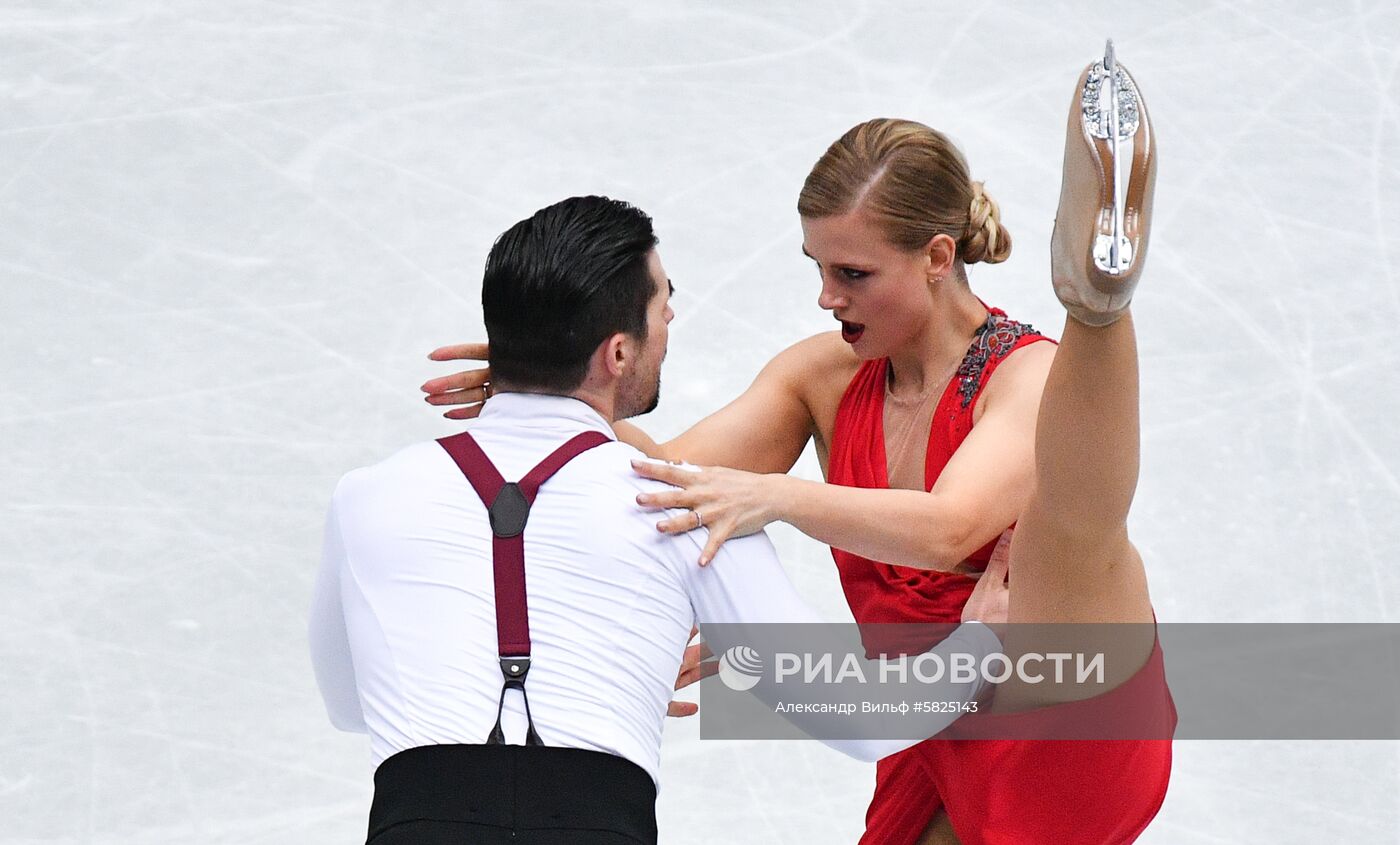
left=798, top=118, right=1011, bottom=266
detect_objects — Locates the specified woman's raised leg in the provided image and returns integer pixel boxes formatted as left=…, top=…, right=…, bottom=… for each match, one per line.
left=996, top=43, right=1159, bottom=709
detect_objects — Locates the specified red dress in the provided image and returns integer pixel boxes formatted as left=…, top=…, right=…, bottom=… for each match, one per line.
left=827, top=307, right=1175, bottom=845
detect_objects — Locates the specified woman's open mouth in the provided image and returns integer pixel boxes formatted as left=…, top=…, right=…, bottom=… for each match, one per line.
left=840, top=320, right=866, bottom=344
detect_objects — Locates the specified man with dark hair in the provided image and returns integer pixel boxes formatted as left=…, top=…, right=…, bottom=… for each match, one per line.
left=482, top=195, right=663, bottom=409
left=309, top=196, right=1003, bottom=844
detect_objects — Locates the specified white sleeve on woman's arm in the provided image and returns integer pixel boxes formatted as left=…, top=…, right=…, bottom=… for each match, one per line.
left=307, top=496, right=368, bottom=734
left=672, top=527, right=1000, bottom=762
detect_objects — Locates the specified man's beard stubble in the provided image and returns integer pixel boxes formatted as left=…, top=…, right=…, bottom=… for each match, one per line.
left=641, top=376, right=660, bottom=416
left=618, top=360, right=661, bottom=420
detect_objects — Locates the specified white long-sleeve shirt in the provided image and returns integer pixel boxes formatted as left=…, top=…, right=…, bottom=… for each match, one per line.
left=309, top=393, right=998, bottom=786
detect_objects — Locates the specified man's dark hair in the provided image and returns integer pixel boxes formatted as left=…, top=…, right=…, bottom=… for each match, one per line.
left=482, top=196, right=659, bottom=392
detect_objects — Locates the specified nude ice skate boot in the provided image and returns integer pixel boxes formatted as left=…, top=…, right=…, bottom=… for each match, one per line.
left=1051, top=40, right=1156, bottom=326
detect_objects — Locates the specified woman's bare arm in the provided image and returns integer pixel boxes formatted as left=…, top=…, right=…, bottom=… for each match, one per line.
left=636, top=342, right=1055, bottom=568
left=624, top=334, right=846, bottom=473
left=784, top=343, right=1053, bottom=567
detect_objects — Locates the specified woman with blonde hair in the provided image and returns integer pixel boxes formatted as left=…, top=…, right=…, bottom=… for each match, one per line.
left=424, top=44, right=1172, bottom=844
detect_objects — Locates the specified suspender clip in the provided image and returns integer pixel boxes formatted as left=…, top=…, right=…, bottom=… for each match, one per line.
left=500, top=655, right=531, bottom=683
left=490, top=657, right=543, bottom=747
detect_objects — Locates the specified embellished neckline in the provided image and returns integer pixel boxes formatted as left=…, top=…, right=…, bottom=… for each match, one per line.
left=954, top=313, right=1039, bottom=408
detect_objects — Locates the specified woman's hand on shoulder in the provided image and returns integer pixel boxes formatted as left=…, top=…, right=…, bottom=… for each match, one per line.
left=631, top=459, right=786, bottom=566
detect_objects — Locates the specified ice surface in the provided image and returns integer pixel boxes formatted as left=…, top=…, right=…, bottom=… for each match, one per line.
left=3, top=1, right=1398, bottom=842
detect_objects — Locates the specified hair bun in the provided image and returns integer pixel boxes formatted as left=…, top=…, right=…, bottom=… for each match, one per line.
left=961, top=181, right=1012, bottom=265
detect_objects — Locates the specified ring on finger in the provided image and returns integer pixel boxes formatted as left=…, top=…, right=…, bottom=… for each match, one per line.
left=692, top=509, right=703, bottom=530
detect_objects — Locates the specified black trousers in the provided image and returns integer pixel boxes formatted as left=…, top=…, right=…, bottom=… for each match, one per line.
left=366, top=744, right=658, bottom=844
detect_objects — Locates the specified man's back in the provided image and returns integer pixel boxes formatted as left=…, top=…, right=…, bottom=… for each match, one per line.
left=312, top=393, right=722, bottom=784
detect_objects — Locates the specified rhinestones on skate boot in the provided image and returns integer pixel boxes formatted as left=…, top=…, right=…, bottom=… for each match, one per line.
left=1081, top=62, right=1140, bottom=140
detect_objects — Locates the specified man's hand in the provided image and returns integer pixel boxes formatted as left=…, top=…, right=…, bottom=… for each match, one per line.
left=422, top=343, right=491, bottom=420
left=667, top=626, right=717, bottom=717
left=961, top=528, right=1011, bottom=628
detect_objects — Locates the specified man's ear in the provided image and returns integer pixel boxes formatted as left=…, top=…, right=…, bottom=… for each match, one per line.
left=600, top=332, right=630, bottom=378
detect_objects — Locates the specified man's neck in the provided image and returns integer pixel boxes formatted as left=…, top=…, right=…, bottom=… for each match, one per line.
left=492, top=386, right=615, bottom=423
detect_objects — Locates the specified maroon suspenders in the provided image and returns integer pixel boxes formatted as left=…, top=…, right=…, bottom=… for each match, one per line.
left=436, top=429, right=611, bottom=746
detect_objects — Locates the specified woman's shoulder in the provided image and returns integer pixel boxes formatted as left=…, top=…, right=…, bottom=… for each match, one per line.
left=774, top=330, right=861, bottom=367
left=976, top=334, right=1057, bottom=417
left=761, top=332, right=870, bottom=442
left=770, top=331, right=865, bottom=392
